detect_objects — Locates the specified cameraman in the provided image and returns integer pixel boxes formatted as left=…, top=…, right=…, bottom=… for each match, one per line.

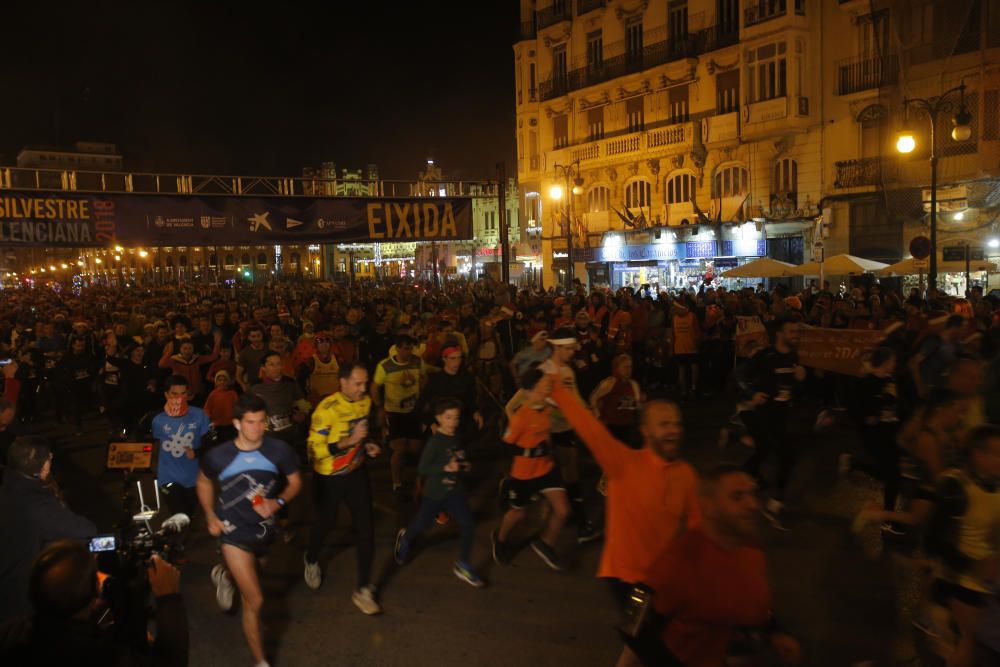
left=0, top=436, right=96, bottom=622
left=0, top=539, right=188, bottom=666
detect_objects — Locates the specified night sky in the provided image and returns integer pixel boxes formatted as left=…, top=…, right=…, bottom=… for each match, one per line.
left=2, top=1, right=519, bottom=180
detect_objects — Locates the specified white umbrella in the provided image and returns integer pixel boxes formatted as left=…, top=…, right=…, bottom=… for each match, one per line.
left=720, top=257, right=798, bottom=278
left=876, top=257, right=998, bottom=276
left=791, top=253, right=888, bottom=276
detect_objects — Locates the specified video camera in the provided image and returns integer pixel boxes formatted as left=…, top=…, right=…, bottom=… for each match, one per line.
left=93, top=443, right=192, bottom=649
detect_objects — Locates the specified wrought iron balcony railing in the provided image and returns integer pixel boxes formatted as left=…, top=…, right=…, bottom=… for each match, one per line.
left=836, top=54, right=899, bottom=95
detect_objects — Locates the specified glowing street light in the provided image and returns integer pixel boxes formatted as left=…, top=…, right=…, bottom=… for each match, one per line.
left=549, top=184, right=564, bottom=201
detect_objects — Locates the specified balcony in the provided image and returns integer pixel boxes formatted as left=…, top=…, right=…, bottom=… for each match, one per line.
left=836, top=54, right=898, bottom=96
left=540, top=25, right=732, bottom=101
left=703, top=112, right=740, bottom=144
left=577, top=0, right=605, bottom=15
left=745, top=0, right=789, bottom=27
left=557, top=122, right=692, bottom=165
left=834, top=157, right=893, bottom=188
left=536, top=2, right=571, bottom=30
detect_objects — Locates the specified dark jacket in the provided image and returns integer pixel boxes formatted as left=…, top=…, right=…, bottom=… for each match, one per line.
left=0, top=471, right=97, bottom=622
left=0, top=594, right=188, bottom=666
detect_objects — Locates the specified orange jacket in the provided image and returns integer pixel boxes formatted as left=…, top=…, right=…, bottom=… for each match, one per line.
left=551, top=382, right=701, bottom=583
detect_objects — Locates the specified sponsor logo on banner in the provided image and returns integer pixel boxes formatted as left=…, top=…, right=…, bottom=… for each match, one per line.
left=0, top=191, right=473, bottom=247
left=796, top=326, right=887, bottom=377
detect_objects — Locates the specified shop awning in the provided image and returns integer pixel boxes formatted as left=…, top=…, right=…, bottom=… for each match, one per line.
left=720, top=257, right=798, bottom=278
left=791, top=254, right=888, bottom=276
left=875, top=256, right=998, bottom=276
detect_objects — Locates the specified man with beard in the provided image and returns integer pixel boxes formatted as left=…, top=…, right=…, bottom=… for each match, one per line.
left=742, top=317, right=806, bottom=529
left=549, top=383, right=700, bottom=667
left=634, top=465, right=800, bottom=667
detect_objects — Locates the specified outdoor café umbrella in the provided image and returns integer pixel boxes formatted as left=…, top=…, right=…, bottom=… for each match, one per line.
left=875, top=256, right=998, bottom=276
left=720, top=257, right=798, bottom=278
left=791, top=253, right=888, bottom=276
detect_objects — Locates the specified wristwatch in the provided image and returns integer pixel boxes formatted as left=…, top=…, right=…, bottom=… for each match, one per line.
left=275, top=497, right=286, bottom=508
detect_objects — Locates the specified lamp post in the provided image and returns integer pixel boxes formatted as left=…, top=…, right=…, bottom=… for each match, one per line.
left=895, top=82, right=973, bottom=292
left=550, top=160, right=584, bottom=290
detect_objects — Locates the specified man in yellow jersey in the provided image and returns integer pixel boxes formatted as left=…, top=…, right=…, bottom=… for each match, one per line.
left=372, top=333, right=427, bottom=501
left=302, top=361, right=383, bottom=615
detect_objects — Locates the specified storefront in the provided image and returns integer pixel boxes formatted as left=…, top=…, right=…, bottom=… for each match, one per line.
left=574, top=236, right=768, bottom=291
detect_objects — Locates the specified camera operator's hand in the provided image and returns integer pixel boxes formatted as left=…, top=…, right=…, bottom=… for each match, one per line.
left=146, top=555, right=181, bottom=598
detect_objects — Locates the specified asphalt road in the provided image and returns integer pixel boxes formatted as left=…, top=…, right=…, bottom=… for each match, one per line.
left=40, top=390, right=909, bottom=667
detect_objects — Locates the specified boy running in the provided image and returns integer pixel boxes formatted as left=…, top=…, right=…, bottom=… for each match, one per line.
left=393, top=398, right=484, bottom=587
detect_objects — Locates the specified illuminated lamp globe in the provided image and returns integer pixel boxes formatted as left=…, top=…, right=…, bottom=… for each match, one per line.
left=572, top=176, right=584, bottom=196
left=549, top=184, right=564, bottom=201
left=896, top=130, right=916, bottom=154
left=951, top=107, right=973, bottom=142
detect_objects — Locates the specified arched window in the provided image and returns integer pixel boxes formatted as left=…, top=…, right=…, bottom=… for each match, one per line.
left=209, top=253, right=219, bottom=267
left=774, top=158, right=797, bottom=195
left=858, top=104, right=887, bottom=159
left=240, top=254, right=251, bottom=267
left=257, top=252, right=268, bottom=267
left=587, top=185, right=611, bottom=212
left=713, top=165, right=749, bottom=198
left=179, top=255, right=188, bottom=267
left=224, top=254, right=235, bottom=269
left=624, top=180, right=651, bottom=208
left=290, top=252, right=301, bottom=269
left=666, top=173, right=695, bottom=204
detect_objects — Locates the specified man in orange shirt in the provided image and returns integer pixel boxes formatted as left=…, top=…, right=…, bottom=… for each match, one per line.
left=671, top=302, right=701, bottom=398
left=550, top=380, right=700, bottom=666
left=493, top=366, right=571, bottom=571
left=635, top=465, right=800, bottom=667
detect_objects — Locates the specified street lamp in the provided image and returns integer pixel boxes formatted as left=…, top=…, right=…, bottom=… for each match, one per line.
left=551, top=160, right=585, bottom=290
left=896, top=82, right=973, bottom=291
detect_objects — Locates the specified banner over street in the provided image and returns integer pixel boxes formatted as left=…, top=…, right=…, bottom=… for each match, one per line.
left=0, top=191, right=473, bottom=247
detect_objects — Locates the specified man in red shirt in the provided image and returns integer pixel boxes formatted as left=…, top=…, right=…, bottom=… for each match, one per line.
left=636, top=464, right=800, bottom=667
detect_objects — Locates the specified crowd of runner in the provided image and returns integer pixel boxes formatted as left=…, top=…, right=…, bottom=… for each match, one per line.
left=0, top=275, right=998, bottom=666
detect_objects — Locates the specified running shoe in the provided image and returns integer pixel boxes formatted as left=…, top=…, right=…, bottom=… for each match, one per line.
left=761, top=498, right=789, bottom=532
left=453, top=562, right=485, bottom=588
left=352, top=585, right=382, bottom=615
left=210, top=564, right=235, bottom=611
left=393, top=528, right=409, bottom=565
left=880, top=522, right=905, bottom=536
left=576, top=520, right=603, bottom=545
left=491, top=529, right=511, bottom=565
left=530, top=539, right=563, bottom=571
left=303, top=555, right=322, bottom=590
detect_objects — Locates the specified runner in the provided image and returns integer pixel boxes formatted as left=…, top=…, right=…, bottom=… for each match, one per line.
left=394, top=398, right=484, bottom=588
left=197, top=393, right=302, bottom=667
left=152, top=374, right=211, bottom=519
left=493, top=366, right=570, bottom=570
left=303, top=361, right=383, bottom=615
left=372, top=333, right=427, bottom=500
left=743, top=317, right=806, bottom=529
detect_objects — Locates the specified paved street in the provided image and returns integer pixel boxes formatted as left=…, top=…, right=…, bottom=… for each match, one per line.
left=43, top=391, right=908, bottom=667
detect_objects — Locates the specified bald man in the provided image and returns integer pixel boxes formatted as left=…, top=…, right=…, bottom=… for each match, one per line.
left=550, top=384, right=700, bottom=666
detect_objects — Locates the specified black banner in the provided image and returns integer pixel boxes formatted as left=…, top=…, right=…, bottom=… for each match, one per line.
left=0, top=191, right=473, bottom=247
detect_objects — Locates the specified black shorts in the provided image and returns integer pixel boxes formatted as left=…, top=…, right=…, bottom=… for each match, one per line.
left=674, top=353, right=698, bottom=367
left=551, top=430, right=578, bottom=450
left=500, top=469, right=565, bottom=510
left=219, top=536, right=271, bottom=557
left=387, top=412, right=422, bottom=441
